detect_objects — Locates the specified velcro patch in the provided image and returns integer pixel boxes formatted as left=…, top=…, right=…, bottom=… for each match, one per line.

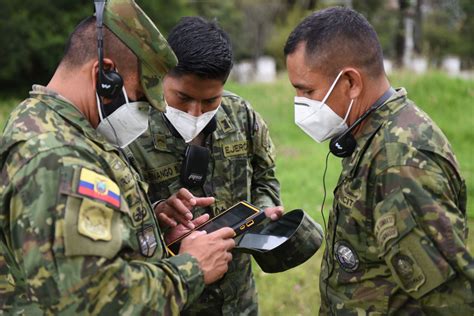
left=78, top=198, right=113, bottom=241
left=223, top=140, right=248, bottom=157
left=77, top=168, right=120, bottom=208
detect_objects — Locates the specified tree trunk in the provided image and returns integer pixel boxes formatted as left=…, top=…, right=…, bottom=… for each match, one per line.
left=413, top=0, right=423, bottom=54
left=395, top=0, right=410, bottom=67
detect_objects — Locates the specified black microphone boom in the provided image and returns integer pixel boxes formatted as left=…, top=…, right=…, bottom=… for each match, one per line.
left=329, top=88, right=395, bottom=158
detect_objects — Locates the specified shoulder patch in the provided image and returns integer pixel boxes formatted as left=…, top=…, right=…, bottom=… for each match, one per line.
left=77, top=168, right=121, bottom=208
left=78, top=198, right=113, bottom=241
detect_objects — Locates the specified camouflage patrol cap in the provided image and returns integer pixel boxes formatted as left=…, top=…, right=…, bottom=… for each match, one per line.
left=103, top=0, right=177, bottom=112
left=235, top=209, right=323, bottom=273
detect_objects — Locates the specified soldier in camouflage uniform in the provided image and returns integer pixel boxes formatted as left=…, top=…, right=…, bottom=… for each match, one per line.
left=284, top=7, right=473, bottom=315
left=126, top=17, right=283, bottom=315
left=0, top=1, right=236, bottom=314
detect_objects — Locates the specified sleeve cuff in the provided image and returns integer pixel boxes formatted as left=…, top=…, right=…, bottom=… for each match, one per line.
left=151, top=199, right=166, bottom=210
left=253, top=196, right=277, bottom=210
left=166, top=253, right=205, bottom=307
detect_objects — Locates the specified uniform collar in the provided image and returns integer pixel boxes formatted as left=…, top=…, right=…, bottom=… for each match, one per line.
left=29, top=85, right=116, bottom=151
left=339, top=88, right=407, bottom=180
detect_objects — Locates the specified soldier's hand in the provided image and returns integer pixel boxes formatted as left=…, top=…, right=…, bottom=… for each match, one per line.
left=264, top=206, right=284, bottom=221
left=155, top=188, right=215, bottom=229
left=164, top=213, right=210, bottom=244
left=179, top=227, right=235, bottom=285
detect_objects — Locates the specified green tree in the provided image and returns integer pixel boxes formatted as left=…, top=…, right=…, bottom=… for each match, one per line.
left=458, top=0, right=474, bottom=68
left=0, top=0, right=91, bottom=92
left=0, top=0, right=190, bottom=93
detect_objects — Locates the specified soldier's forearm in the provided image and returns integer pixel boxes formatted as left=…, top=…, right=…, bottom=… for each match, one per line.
left=39, top=254, right=204, bottom=314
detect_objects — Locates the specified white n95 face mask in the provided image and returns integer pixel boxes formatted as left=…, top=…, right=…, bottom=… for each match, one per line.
left=164, top=105, right=220, bottom=143
left=294, top=70, right=354, bottom=143
left=96, top=87, right=150, bottom=148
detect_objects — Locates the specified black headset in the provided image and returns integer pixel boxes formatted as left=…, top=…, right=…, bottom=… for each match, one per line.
left=94, top=0, right=123, bottom=99
left=329, top=87, right=395, bottom=158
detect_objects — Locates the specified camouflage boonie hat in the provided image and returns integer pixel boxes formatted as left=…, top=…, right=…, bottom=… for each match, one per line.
left=103, top=0, right=177, bottom=112
left=235, top=209, right=323, bottom=273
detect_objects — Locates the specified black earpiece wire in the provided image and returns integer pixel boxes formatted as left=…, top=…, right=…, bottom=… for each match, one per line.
left=320, top=150, right=339, bottom=315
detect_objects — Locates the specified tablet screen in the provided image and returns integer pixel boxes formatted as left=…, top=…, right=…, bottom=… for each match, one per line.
left=166, top=201, right=260, bottom=255
left=197, top=202, right=258, bottom=233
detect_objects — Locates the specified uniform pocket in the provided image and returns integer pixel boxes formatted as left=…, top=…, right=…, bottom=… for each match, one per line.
left=63, top=194, right=122, bottom=259
left=374, top=191, right=456, bottom=299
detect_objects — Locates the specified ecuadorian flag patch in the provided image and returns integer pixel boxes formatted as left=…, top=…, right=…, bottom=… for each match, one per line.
left=77, top=168, right=121, bottom=208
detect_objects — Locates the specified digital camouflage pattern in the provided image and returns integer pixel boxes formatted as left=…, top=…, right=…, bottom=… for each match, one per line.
left=320, top=88, right=474, bottom=315
left=104, top=0, right=177, bottom=112
left=0, top=86, right=205, bottom=314
left=126, top=91, right=281, bottom=315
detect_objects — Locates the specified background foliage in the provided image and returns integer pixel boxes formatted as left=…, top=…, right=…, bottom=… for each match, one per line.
left=0, top=0, right=472, bottom=93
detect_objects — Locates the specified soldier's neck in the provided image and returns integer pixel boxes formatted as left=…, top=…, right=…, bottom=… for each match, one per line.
left=47, top=64, right=99, bottom=127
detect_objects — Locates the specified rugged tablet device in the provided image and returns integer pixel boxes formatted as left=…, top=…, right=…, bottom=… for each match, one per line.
left=166, top=201, right=265, bottom=256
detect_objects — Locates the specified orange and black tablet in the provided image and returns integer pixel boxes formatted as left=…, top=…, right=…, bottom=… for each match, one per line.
left=166, top=201, right=265, bottom=256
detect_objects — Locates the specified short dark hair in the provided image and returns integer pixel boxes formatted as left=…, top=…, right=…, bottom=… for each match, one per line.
left=284, top=7, right=384, bottom=78
left=167, top=16, right=233, bottom=82
left=60, top=16, right=137, bottom=74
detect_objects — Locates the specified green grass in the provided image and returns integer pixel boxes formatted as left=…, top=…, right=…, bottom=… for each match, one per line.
left=0, top=97, right=19, bottom=131
left=0, top=72, right=472, bottom=315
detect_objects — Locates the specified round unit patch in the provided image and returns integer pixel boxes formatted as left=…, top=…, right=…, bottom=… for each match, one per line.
left=334, top=240, right=359, bottom=272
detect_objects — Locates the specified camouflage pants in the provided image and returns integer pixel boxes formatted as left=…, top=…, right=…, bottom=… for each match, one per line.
left=181, top=252, right=258, bottom=316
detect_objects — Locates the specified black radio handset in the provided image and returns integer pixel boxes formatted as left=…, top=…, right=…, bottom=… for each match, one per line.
left=180, top=117, right=217, bottom=189
left=329, top=87, right=395, bottom=158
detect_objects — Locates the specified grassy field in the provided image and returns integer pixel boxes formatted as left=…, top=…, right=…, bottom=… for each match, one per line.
left=0, top=72, right=473, bottom=314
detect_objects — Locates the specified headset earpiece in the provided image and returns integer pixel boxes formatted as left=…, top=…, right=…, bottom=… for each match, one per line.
left=329, top=133, right=357, bottom=158
left=96, top=68, right=123, bottom=99
left=95, top=0, right=123, bottom=99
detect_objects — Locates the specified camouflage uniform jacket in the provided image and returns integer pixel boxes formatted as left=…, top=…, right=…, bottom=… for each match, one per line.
left=126, top=91, right=281, bottom=315
left=319, top=88, right=473, bottom=315
left=0, top=86, right=205, bottom=315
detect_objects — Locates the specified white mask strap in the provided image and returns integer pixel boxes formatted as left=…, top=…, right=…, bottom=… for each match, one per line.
left=96, top=93, right=104, bottom=121
left=321, top=70, right=344, bottom=105
left=341, top=99, right=354, bottom=124
left=122, top=85, right=129, bottom=104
